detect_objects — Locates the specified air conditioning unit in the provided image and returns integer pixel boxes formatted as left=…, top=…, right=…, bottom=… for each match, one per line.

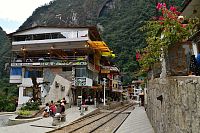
left=55, top=81, right=59, bottom=88
left=61, top=85, right=65, bottom=91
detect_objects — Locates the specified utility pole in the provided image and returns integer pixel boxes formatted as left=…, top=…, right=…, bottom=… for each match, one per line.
left=103, top=78, right=106, bottom=106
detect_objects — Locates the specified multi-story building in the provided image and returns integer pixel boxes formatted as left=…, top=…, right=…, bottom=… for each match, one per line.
left=9, top=26, right=120, bottom=107
left=131, top=80, right=144, bottom=101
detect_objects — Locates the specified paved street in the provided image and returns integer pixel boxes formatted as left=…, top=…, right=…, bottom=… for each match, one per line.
left=0, top=106, right=97, bottom=133
left=0, top=104, right=154, bottom=133
left=0, top=114, right=13, bottom=127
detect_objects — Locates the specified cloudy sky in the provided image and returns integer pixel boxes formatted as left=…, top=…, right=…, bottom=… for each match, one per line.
left=0, top=0, right=52, bottom=33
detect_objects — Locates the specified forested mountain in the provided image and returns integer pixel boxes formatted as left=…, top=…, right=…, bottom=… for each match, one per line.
left=0, top=27, right=11, bottom=76
left=1, top=0, right=183, bottom=84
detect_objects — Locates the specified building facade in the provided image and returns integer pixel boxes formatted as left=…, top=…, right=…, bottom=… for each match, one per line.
left=9, top=26, right=121, bottom=107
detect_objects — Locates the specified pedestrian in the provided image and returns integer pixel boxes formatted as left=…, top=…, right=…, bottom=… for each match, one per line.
left=49, top=100, right=56, bottom=116
left=61, top=97, right=66, bottom=104
left=15, top=99, right=18, bottom=110
left=60, top=102, right=65, bottom=114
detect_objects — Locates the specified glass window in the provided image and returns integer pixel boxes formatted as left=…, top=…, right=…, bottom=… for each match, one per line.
left=24, top=68, right=43, bottom=78
left=75, top=67, right=87, bottom=77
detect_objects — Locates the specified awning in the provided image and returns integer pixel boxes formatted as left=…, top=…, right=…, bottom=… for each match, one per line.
left=101, top=66, right=119, bottom=72
left=87, top=41, right=115, bottom=57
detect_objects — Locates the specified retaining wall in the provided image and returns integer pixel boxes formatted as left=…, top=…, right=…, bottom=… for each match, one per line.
left=147, top=76, right=200, bottom=133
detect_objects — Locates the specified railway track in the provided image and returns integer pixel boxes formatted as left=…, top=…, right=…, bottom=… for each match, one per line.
left=49, top=104, right=133, bottom=133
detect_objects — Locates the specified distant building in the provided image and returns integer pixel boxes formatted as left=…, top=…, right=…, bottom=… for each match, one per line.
left=131, top=80, right=144, bottom=101
left=8, top=26, right=121, bottom=107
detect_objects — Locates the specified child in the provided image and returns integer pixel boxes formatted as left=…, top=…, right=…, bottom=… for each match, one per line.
left=43, top=103, right=50, bottom=117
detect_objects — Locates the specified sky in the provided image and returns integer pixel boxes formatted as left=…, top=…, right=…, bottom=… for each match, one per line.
left=0, top=0, right=52, bottom=33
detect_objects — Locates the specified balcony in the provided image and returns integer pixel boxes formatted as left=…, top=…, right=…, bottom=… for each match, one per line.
left=10, top=75, right=22, bottom=83
left=12, top=31, right=89, bottom=46
left=75, top=77, right=92, bottom=87
left=11, top=56, right=87, bottom=67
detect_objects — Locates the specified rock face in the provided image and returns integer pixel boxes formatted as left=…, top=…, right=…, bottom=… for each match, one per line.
left=19, top=0, right=115, bottom=30
left=146, top=77, right=200, bottom=133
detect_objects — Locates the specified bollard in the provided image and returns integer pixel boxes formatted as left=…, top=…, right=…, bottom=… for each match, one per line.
left=94, top=98, right=97, bottom=108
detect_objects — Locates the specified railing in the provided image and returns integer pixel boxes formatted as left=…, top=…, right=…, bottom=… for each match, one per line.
left=12, top=56, right=87, bottom=63
left=11, top=56, right=88, bottom=67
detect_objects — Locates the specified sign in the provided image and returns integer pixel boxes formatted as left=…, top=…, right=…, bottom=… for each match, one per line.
left=101, top=66, right=119, bottom=72
left=11, top=61, right=87, bottom=67
left=75, top=78, right=86, bottom=86
left=101, top=69, right=110, bottom=74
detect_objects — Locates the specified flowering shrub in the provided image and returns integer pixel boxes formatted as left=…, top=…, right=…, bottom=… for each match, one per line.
left=139, top=3, right=199, bottom=71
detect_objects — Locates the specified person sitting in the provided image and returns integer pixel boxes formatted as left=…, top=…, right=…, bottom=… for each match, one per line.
left=43, top=103, right=50, bottom=117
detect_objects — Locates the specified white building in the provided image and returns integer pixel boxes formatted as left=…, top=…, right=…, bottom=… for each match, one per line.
left=9, top=26, right=116, bottom=107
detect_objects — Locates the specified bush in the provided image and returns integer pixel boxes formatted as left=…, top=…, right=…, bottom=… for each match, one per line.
left=4, top=103, right=16, bottom=112
left=21, top=101, right=39, bottom=111
left=0, top=95, right=17, bottom=112
left=17, top=110, right=32, bottom=116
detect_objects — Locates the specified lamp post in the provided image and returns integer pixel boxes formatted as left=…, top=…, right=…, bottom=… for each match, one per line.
left=103, top=78, right=106, bottom=106
left=80, top=87, right=84, bottom=115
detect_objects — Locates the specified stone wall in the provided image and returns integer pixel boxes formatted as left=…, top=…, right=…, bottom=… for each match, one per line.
left=146, top=76, right=200, bottom=133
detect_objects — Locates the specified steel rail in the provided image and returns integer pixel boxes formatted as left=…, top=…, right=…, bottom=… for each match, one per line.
left=69, top=104, right=133, bottom=133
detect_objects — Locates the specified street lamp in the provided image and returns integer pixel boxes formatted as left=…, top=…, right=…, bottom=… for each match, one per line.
left=80, top=88, right=84, bottom=115
left=103, top=78, right=107, bottom=106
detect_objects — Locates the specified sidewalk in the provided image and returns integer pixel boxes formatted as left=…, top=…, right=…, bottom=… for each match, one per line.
left=116, top=105, right=154, bottom=133
left=0, top=105, right=97, bottom=133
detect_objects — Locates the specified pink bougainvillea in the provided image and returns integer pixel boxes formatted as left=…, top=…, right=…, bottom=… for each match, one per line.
left=139, top=3, right=199, bottom=72
left=156, top=3, right=185, bottom=28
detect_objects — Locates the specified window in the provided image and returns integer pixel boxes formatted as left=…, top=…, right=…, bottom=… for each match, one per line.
left=13, top=32, right=67, bottom=42
left=10, top=67, right=22, bottom=75
left=24, top=68, right=43, bottom=78
left=23, top=87, right=33, bottom=97
left=75, top=67, right=87, bottom=77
